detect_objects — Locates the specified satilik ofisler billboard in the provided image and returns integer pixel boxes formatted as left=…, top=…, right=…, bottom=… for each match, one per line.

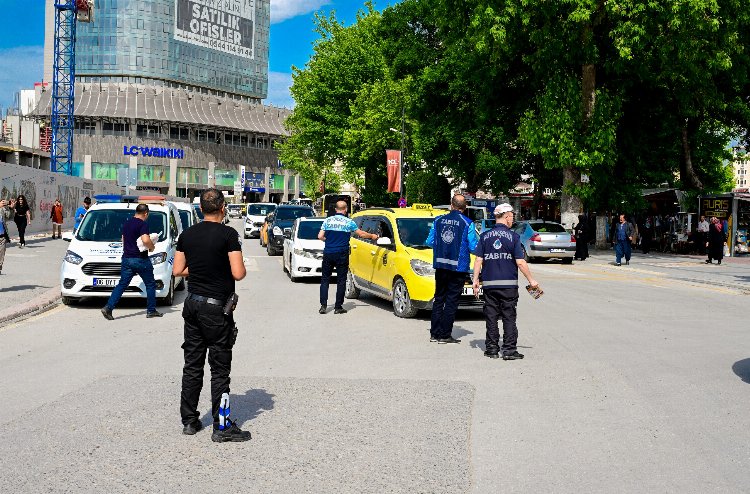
left=175, top=0, right=255, bottom=59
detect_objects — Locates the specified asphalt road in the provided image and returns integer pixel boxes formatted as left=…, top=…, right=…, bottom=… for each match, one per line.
left=1, top=219, right=749, bottom=493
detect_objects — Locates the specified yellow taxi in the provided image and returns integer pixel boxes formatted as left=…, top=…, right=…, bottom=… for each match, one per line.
left=345, top=204, right=482, bottom=318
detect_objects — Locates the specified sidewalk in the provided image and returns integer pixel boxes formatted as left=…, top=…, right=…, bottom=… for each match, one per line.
left=0, top=232, right=69, bottom=325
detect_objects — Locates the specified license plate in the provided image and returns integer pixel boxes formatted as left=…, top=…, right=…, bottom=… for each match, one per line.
left=462, top=286, right=481, bottom=296
left=549, top=249, right=565, bottom=253
left=93, top=278, right=119, bottom=287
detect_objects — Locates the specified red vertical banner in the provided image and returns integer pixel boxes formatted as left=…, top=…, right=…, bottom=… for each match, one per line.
left=386, top=149, right=401, bottom=193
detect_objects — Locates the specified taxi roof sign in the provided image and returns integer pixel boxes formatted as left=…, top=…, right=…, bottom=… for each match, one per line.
left=411, top=203, right=433, bottom=210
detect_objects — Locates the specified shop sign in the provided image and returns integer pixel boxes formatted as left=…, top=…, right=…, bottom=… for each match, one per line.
left=700, top=197, right=731, bottom=219
left=123, top=146, right=185, bottom=159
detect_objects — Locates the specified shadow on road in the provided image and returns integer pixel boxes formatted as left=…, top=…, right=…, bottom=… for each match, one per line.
left=0, top=284, right=51, bottom=293
left=732, top=359, right=750, bottom=384
left=199, top=388, right=276, bottom=428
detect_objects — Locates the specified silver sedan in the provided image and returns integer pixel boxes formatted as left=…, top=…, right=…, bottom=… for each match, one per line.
left=514, top=220, right=576, bottom=263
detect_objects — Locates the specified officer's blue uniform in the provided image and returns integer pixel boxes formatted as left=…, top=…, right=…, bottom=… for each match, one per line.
left=426, top=210, right=479, bottom=340
left=475, top=223, right=524, bottom=355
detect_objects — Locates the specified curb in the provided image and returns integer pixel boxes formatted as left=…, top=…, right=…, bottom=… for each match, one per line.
left=0, top=287, right=62, bottom=327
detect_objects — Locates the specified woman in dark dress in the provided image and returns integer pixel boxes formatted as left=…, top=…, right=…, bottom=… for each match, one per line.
left=13, top=195, right=31, bottom=248
left=574, top=214, right=589, bottom=260
left=641, top=217, right=653, bottom=254
left=706, top=217, right=726, bottom=264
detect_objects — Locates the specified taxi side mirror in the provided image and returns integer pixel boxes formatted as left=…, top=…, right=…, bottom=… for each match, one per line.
left=376, top=237, right=392, bottom=247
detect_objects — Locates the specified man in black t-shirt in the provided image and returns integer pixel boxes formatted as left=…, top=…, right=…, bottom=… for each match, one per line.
left=101, top=203, right=162, bottom=320
left=172, top=188, right=251, bottom=443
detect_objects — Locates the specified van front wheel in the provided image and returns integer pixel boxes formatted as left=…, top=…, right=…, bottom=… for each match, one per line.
left=392, top=278, right=418, bottom=318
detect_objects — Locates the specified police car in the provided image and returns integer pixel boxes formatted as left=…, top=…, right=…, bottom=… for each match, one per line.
left=346, top=204, right=482, bottom=318
left=60, top=195, right=186, bottom=306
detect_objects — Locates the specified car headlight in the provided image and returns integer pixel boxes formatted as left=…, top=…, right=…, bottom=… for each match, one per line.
left=410, top=259, right=435, bottom=277
left=64, top=250, right=83, bottom=265
left=273, top=226, right=283, bottom=235
left=149, top=252, right=168, bottom=265
left=294, top=248, right=318, bottom=259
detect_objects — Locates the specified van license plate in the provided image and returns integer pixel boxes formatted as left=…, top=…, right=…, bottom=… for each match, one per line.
left=462, top=286, right=481, bottom=296
left=93, top=278, right=119, bottom=287
left=549, top=249, right=565, bottom=253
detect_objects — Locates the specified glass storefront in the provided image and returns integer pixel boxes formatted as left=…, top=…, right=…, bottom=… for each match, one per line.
left=74, top=0, right=270, bottom=99
left=92, top=162, right=128, bottom=181
left=214, top=169, right=238, bottom=188
left=138, top=165, right=169, bottom=183
left=177, top=167, right=208, bottom=185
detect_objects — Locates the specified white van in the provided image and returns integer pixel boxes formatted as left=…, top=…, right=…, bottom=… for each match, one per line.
left=244, top=202, right=276, bottom=238
left=60, top=195, right=185, bottom=306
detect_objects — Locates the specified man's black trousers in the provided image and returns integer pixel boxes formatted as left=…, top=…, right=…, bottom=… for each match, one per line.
left=483, top=287, right=519, bottom=355
left=320, top=250, right=348, bottom=309
left=180, top=297, right=236, bottom=429
left=430, top=268, right=466, bottom=339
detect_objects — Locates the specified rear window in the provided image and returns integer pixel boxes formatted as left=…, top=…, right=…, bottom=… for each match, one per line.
left=529, top=222, right=567, bottom=233
left=297, top=220, right=324, bottom=240
left=276, top=207, right=314, bottom=221
left=247, top=204, right=276, bottom=216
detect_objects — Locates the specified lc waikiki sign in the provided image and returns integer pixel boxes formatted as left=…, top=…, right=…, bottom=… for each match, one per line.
left=123, top=146, right=185, bottom=159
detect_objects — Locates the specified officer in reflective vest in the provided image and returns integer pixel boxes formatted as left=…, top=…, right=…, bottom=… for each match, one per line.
left=472, top=203, right=538, bottom=360
left=426, top=194, right=479, bottom=343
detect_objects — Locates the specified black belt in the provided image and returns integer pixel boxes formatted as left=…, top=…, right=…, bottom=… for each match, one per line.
left=187, top=293, right=225, bottom=306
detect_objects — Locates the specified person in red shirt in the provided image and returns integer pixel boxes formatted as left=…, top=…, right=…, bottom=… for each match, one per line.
left=50, top=199, right=64, bottom=239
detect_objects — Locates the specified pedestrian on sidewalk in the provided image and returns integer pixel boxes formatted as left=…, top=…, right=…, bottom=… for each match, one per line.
left=612, top=213, right=634, bottom=266
left=641, top=217, right=654, bottom=254
left=13, top=195, right=31, bottom=248
left=100, top=203, right=163, bottom=320
left=74, top=197, right=91, bottom=232
left=573, top=214, right=589, bottom=261
left=426, top=194, right=479, bottom=344
left=0, top=199, right=12, bottom=274
left=696, top=215, right=710, bottom=255
left=317, top=200, right=378, bottom=314
left=50, top=199, right=64, bottom=239
left=473, top=203, right=539, bottom=360
left=172, top=188, right=252, bottom=442
left=706, top=217, right=726, bottom=265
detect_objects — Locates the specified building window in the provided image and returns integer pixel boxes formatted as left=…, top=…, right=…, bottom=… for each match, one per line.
left=137, top=124, right=160, bottom=139
left=102, top=122, right=130, bottom=136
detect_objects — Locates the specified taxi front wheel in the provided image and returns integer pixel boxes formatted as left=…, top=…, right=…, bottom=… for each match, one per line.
left=392, top=278, right=418, bottom=318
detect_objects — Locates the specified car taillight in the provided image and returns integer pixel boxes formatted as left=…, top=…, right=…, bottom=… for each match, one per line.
left=570, top=235, right=576, bottom=243
left=530, top=233, right=542, bottom=242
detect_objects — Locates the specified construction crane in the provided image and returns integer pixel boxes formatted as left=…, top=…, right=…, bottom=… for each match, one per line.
left=50, top=0, right=93, bottom=175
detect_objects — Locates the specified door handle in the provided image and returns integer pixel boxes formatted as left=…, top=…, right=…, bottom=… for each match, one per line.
left=352, top=244, right=357, bottom=249
left=370, top=251, right=376, bottom=255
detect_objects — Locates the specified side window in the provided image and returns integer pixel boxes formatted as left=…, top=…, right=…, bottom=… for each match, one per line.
left=373, top=216, right=394, bottom=246
left=358, top=217, right=378, bottom=243
left=351, top=216, right=366, bottom=239
left=291, top=222, right=297, bottom=239
left=169, top=212, right=179, bottom=239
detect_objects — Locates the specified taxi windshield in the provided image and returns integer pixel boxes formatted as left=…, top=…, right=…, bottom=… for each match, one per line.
left=396, top=218, right=435, bottom=249
left=76, top=209, right=167, bottom=242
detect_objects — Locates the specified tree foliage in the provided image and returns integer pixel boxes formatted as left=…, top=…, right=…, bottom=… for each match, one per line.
left=281, top=0, right=749, bottom=213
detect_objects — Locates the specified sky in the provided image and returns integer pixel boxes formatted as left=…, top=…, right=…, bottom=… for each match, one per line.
left=0, top=0, right=379, bottom=112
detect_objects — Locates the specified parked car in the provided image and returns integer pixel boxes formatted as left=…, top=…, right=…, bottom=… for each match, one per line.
left=265, top=205, right=316, bottom=255
left=346, top=204, right=482, bottom=318
left=514, top=220, right=576, bottom=263
left=282, top=217, right=325, bottom=281
left=61, top=195, right=186, bottom=306
left=244, top=202, right=276, bottom=239
left=227, top=203, right=244, bottom=218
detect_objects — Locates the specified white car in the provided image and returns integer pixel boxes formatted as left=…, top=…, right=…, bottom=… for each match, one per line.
left=170, top=200, right=200, bottom=230
left=244, top=202, right=276, bottom=238
left=61, top=195, right=185, bottom=306
left=282, top=217, right=325, bottom=282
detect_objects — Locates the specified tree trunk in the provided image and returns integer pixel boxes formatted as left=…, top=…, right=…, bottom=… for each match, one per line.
left=560, top=63, right=595, bottom=229
left=680, top=118, right=703, bottom=190
left=531, top=156, right=544, bottom=220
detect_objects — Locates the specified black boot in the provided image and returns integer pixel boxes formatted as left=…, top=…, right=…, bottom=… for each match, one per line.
left=484, top=345, right=500, bottom=359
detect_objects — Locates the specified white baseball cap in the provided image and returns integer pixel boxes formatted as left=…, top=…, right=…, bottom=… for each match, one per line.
left=493, top=203, right=514, bottom=215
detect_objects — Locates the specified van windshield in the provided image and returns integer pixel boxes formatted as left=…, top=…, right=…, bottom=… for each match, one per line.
left=76, top=210, right=167, bottom=242
left=247, top=204, right=276, bottom=216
